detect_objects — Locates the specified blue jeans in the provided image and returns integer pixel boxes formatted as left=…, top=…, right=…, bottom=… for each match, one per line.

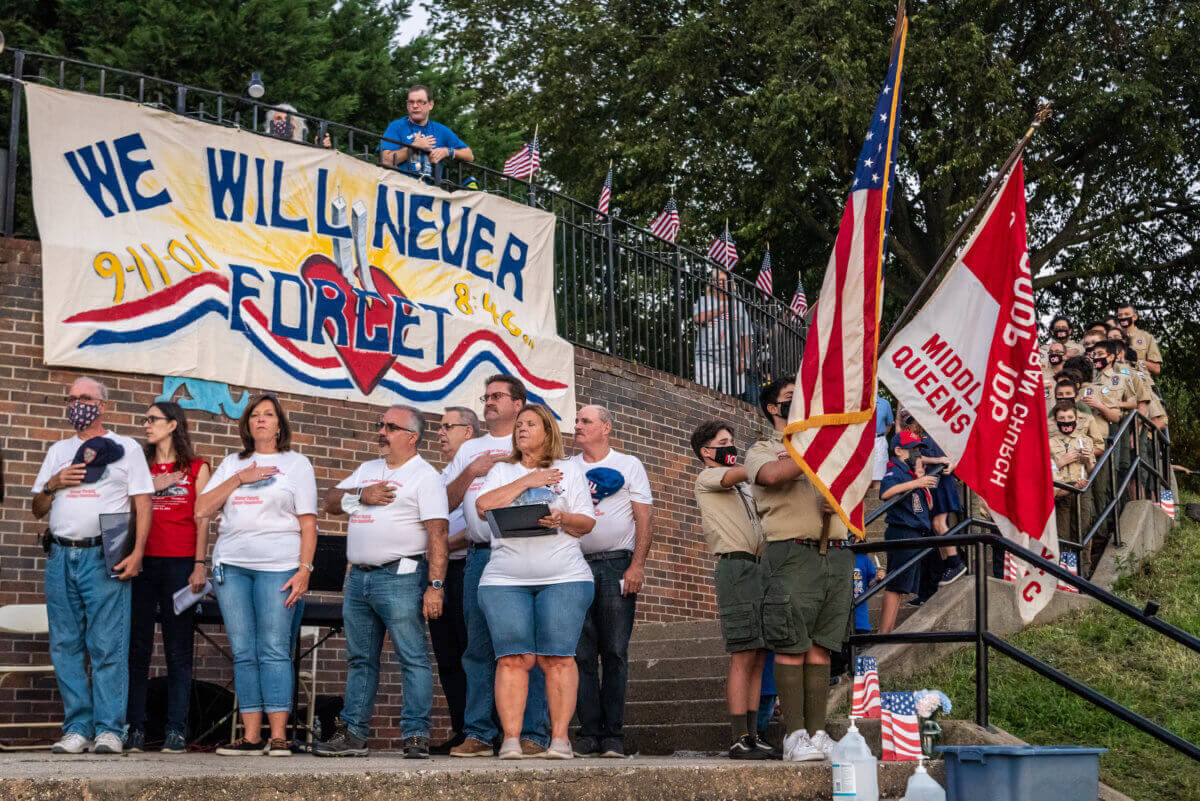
left=341, top=564, right=432, bottom=739
left=461, top=547, right=548, bottom=746
left=128, top=556, right=196, bottom=736
left=45, top=543, right=131, bottom=738
left=213, top=564, right=297, bottom=714
left=574, top=553, right=635, bottom=741
left=479, top=581, right=594, bottom=657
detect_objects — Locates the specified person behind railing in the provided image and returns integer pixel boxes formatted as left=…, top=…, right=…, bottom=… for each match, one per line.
left=474, top=404, right=596, bottom=760
left=1041, top=314, right=1082, bottom=359
left=126, top=402, right=211, bottom=755
left=1116, top=303, right=1163, bottom=377
left=877, top=430, right=938, bottom=636
left=693, top=269, right=751, bottom=396
left=195, top=394, right=318, bottom=757
left=897, top=410, right=967, bottom=598
left=1042, top=340, right=1066, bottom=413
left=1086, top=340, right=1139, bottom=496
left=31, top=376, right=154, bottom=755
left=264, top=104, right=309, bottom=142
left=745, top=379, right=852, bottom=762
left=1052, top=377, right=1107, bottom=459
left=1049, top=401, right=1096, bottom=544
left=380, top=85, right=473, bottom=180
left=689, top=420, right=774, bottom=760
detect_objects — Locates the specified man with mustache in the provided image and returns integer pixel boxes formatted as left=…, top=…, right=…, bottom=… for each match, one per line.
left=313, top=405, right=449, bottom=759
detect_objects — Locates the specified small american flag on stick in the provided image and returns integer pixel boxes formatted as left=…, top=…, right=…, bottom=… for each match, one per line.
left=707, top=221, right=739, bottom=269
left=649, top=196, right=680, bottom=242
left=755, top=247, right=773, bottom=296
left=503, top=126, right=541, bottom=179
left=852, top=655, right=881, bottom=718
left=789, top=274, right=808, bottom=318
left=597, top=162, right=612, bottom=217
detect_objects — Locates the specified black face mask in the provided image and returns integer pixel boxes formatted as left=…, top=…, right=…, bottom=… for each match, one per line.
left=711, top=445, right=738, bottom=466
left=1057, top=422, right=1076, bottom=435
left=1052, top=328, right=1070, bottom=340
left=1092, top=356, right=1107, bottom=371
left=1118, top=317, right=1133, bottom=328
left=775, top=400, right=791, bottom=419
left=1048, top=354, right=1063, bottom=365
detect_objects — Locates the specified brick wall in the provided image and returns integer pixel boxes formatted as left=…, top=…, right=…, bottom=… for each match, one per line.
left=0, top=236, right=770, bottom=747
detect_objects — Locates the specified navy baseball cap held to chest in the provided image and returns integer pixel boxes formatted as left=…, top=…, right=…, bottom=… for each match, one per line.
left=72, top=437, right=124, bottom=483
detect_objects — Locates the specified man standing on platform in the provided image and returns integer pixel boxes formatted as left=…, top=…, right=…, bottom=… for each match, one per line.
left=745, top=379, right=852, bottom=763
left=444, top=376, right=550, bottom=757
left=32, top=376, right=154, bottom=755
left=427, top=406, right=482, bottom=754
left=569, top=405, right=654, bottom=758
left=313, top=405, right=448, bottom=759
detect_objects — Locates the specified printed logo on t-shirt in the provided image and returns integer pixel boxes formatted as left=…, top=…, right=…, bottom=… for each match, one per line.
left=242, top=475, right=278, bottom=490
left=853, top=567, right=864, bottom=596
left=585, top=467, right=625, bottom=508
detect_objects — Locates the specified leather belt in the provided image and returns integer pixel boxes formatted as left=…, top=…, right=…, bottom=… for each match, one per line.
left=585, top=550, right=632, bottom=562
left=718, top=551, right=759, bottom=563
left=790, top=538, right=850, bottom=549
left=351, top=556, right=425, bottom=572
left=468, top=542, right=491, bottom=551
left=50, top=533, right=103, bottom=548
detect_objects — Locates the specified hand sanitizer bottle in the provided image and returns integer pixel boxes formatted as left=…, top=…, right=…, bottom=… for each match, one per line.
left=832, top=717, right=879, bottom=801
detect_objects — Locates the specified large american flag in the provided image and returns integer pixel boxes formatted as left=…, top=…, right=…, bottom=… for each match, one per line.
left=852, top=655, right=881, bottom=718
left=649, top=196, right=680, bottom=242
left=502, top=130, right=541, bottom=179
left=782, top=12, right=907, bottom=538
left=707, top=225, right=739, bottom=269
left=881, top=691, right=921, bottom=761
left=755, top=249, right=773, bottom=296
left=789, top=275, right=808, bottom=318
left=597, top=165, right=612, bottom=217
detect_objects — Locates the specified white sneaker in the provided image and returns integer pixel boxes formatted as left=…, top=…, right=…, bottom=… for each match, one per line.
left=810, top=730, right=836, bottom=759
left=93, top=732, right=123, bottom=754
left=51, top=733, right=93, bottom=754
left=783, top=728, right=823, bottom=762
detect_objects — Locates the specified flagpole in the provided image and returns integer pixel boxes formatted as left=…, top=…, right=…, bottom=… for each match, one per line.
left=878, top=102, right=1052, bottom=354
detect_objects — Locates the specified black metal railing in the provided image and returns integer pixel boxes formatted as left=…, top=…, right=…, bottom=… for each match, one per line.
left=0, top=49, right=805, bottom=401
left=850, top=529, right=1200, bottom=762
left=863, top=410, right=1171, bottom=580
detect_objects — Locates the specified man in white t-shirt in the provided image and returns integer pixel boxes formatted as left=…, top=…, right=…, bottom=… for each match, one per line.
left=312, top=405, right=449, bottom=759
left=567, top=405, right=654, bottom=758
left=427, top=405, right=481, bottom=754
left=31, top=376, right=154, bottom=755
left=445, top=375, right=550, bottom=757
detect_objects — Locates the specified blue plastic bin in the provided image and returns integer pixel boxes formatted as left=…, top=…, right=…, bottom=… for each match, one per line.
left=936, top=745, right=1108, bottom=801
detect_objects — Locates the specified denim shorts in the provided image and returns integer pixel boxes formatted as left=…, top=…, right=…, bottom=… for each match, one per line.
left=478, top=581, right=594, bottom=657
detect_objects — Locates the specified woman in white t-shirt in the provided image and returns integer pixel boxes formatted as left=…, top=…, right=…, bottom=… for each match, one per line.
left=195, top=394, right=318, bottom=757
left=475, top=404, right=595, bottom=760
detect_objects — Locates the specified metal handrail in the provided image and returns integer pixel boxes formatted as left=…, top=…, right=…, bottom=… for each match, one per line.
left=863, top=462, right=946, bottom=527
left=0, top=49, right=808, bottom=401
left=849, top=530, right=1200, bottom=762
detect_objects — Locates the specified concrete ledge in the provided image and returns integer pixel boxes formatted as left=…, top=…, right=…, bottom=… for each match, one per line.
left=0, top=753, right=936, bottom=801
left=1090, top=499, right=1173, bottom=590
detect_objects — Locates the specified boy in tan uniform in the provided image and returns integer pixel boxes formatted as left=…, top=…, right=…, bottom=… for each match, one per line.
left=1049, top=402, right=1096, bottom=542
left=1117, top=303, right=1163, bottom=376
left=691, top=421, right=776, bottom=760
left=744, top=379, right=852, bottom=763
left=1052, top=378, right=1106, bottom=456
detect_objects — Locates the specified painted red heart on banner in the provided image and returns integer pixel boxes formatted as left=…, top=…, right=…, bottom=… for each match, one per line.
left=299, top=254, right=412, bottom=396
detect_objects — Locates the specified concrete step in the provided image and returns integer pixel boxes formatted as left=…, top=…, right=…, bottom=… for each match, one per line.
left=628, top=654, right=728, bottom=681
left=626, top=698, right=727, bottom=726
left=626, top=676, right=725, bottom=702
left=631, top=620, right=721, bottom=643
left=630, top=635, right=726, bottom=659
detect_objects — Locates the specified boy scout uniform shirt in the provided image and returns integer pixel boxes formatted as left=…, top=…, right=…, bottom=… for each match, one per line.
left=1125, top=325, right=1162, bottom=366
left=1117, top=364, right=1153, bottom=405
left=694, top=467, right=765, bottom=555
left=1049, top=433, right=1096, bottom=483
left=1084, top=367, right=1137, bottom=412
left=744, top=431, right=850, bottom=542
left=879, top=461, right=933, bottom=530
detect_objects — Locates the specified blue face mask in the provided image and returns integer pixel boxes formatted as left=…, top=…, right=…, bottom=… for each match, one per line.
left=66, top=401, right=99, bottom=432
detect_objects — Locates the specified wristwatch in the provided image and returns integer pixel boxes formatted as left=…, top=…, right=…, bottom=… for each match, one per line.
left=41, top=486, right=56, bottom=496
left=430, top=579, right=445, bottom=590
left=300, top=562, right=315, bottom=572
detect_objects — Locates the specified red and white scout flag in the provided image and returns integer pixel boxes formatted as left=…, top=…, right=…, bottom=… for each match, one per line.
left=784, top=11, right=907, bottom=536
left=880, top=159, right=1058, bottom=623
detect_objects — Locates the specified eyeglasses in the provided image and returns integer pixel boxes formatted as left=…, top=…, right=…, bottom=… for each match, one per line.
left=143, top=415, right=168, bottom=425
left=480, top=392, right=514, bottom=403
left=65, top=395, right=100, bottom=404
left=438, top=422, right=472, bottom=432
left=378, top=421, right=417, bottom=434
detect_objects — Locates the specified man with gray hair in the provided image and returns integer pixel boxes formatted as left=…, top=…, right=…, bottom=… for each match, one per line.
left=314, top=405, right=449, bottom=759
left=427, top=405, right=481, bottom=754
left=32, top=376, right=154, bottom=754
left=568, top=404, right=655, bottom=758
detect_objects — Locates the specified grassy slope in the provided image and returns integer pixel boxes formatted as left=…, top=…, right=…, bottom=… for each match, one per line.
left=890, top=497, right=1200, bottom=801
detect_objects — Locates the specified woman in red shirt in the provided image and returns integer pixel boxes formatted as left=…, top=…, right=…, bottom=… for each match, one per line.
left=126, top=401, right=211, bottom=754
